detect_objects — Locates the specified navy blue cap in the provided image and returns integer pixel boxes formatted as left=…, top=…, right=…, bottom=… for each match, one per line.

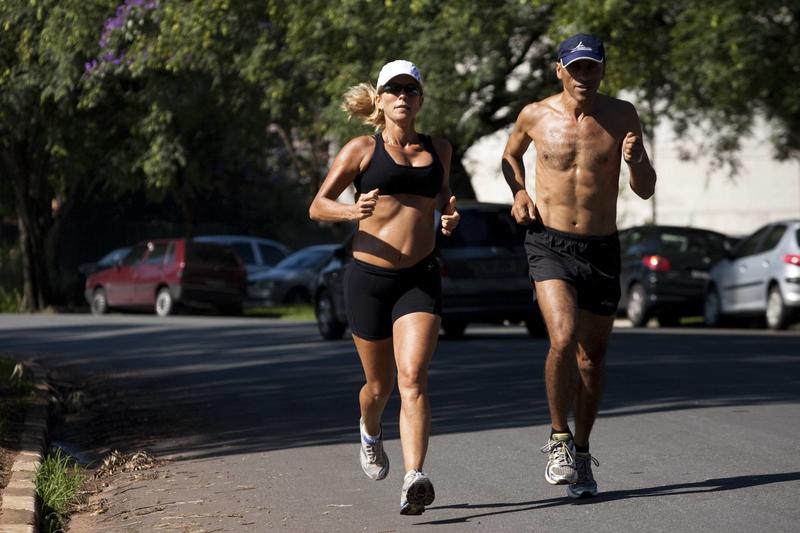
left=557, top=34, right=605, bottom=67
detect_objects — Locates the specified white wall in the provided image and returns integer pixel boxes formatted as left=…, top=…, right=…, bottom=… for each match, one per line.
left=463, top=117, right=800, bottom=236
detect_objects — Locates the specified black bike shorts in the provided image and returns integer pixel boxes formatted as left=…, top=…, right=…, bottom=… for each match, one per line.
left=344, top=253, right=442, bottom=340
left=525, top=222, right=621, bottom=316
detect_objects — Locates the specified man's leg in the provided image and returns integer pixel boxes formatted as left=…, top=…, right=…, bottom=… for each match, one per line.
left=534, top=279, right=580, bottom=485
left=568, top=310, right=613, bottom=498
left=535, top=279, right=579, bottom=432
left=573, top=310, right=614, bottom=447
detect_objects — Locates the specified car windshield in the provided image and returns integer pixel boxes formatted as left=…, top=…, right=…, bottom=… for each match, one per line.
left=438, top=210, right=525, bottom=248
left=275, top=249, right=331, bottom=269
left=657, top=231, right=726, bottom=258
left=97, top=247, right=130, bottom=267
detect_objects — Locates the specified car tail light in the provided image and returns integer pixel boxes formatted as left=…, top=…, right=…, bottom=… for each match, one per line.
left=642, top=255, right=671, bottom=272
left=785, top=254, right=800, bottom=266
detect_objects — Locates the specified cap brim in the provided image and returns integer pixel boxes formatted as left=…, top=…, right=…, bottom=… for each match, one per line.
left=560, top=55, right=604, bottom=68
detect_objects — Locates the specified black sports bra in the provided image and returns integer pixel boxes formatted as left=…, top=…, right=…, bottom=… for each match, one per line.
left=354, top=133, right=444, bottom=198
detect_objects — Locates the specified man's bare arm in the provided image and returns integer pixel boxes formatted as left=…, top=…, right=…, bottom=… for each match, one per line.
left=622, top=103, right=657, bottom=200
left=502, top=104, right=537, bottom=224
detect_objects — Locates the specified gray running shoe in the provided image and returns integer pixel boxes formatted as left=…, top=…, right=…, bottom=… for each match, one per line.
left=359, top=419, right=389, bottom=480
left=567, top=452, right=599, bottom=498
left=540, top=432, right=577, bottom=485
left=400, top=470, right=435, bottom=515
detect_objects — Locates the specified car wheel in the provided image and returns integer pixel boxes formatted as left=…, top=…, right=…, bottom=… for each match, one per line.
left=766, top=285, right=789, bottom=330
left=90, top=288, right=108, bottom=315
left=703, top=287, right=725, bottom=327
left=316, top=290, right=346, bottom=340
left=155, top=287, right=176, bottom=317
left=626, top=283, right=649, bottom=327
left=441, top=319, right=467, bottom=339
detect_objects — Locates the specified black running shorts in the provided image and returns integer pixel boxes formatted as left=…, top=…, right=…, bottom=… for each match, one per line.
left=344, top=253, right=442, bottom=340
left=525, top=222, right=621, bottom=316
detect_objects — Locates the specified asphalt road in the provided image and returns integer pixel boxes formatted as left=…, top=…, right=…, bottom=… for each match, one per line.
left=1, top=314, right=799, bottom=532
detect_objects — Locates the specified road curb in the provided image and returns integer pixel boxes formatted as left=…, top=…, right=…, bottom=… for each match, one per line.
left=0, top=360, right=49, bottom=533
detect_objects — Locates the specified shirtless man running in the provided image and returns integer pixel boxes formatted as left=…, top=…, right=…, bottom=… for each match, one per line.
left=501, top=33, right=657, bottom=498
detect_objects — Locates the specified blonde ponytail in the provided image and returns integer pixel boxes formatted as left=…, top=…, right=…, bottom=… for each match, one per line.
left=341, top=82, right=385, bottom=129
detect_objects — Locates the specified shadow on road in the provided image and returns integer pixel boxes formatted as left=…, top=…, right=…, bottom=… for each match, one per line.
left=1, top=319, right=799, bottom=461
left=420, top=471, right=800, bottom=525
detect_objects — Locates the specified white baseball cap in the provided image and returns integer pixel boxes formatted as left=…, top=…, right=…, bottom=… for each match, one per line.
left=376, top=60, right=423, bottom=89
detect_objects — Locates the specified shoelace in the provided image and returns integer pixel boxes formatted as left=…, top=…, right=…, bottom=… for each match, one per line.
left=540, top=439, right=575, bottom=465
left=575, top=453, right=600, bottom=481
left=363, top=440, right=383, bottom=463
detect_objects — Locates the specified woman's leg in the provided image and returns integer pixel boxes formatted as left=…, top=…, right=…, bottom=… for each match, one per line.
left=391, top=312, right=441, bottom=472
left=352, top=335, right=395, bottom=436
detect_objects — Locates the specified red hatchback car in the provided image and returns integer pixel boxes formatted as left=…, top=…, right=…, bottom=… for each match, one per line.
left=85, top=239, right=247, bottom=316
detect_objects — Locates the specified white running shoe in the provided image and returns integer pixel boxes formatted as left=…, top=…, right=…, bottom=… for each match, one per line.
left=567, top=451, right=599, bottom=498
left=400, top=470, right=435, bottom=515
left=540, top=432, right=578, bottom=485
left=359, top=419, right=389, bottom=480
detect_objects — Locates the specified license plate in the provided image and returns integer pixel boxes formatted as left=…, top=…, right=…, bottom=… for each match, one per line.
left=690, top=270, right=709, bottom=280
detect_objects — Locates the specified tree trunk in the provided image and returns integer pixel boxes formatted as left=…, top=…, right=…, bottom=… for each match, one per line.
left=11, top=170, right=50, bottom=311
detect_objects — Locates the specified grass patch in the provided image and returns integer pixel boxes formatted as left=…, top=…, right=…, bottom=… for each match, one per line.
left=245, top=304, right=315, bottom=320
left=36, top=449, right=85, bottom=533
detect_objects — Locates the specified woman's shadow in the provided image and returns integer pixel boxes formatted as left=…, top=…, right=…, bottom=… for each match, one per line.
left=417, top=471, right=800, bottom=525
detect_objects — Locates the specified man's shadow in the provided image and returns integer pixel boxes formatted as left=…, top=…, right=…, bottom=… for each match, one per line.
left=417, top=471, right=800, bottom=525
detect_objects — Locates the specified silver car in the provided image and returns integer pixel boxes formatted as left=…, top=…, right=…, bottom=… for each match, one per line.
left=704, top=219, right=800, bottom=329
left=247, top=244, right=338, bottom=306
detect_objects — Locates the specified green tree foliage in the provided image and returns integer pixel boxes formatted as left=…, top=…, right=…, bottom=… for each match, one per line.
left=81, top=0, right=273, bottom=228
left=271, top=0, right=560, bottom=195
left=0, top=0, right=117, bottom=310
left=546, top=0, right=800, bottom=171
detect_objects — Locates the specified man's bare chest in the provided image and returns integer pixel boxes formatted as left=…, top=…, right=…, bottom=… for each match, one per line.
left=532, top=121, right=620, bottom=172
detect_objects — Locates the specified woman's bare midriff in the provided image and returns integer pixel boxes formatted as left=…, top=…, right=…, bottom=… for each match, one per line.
left=352, top=193, right=437, bottom=269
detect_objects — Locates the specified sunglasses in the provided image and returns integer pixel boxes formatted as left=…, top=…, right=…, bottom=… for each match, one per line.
left=381, top=83, right=421, bottom=97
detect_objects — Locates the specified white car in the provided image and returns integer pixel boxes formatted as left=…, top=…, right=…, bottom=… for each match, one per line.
left=704, top=219, right=800, bottom=330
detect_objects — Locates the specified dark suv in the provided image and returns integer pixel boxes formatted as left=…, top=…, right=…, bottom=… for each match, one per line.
left=619, top=225, right=735, bottom=326
left=85, top=239, right=247, bottom=316
left=312, top=202, right=544, bottom=339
